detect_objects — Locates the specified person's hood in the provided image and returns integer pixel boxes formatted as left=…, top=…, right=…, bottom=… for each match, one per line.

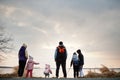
left=22, top=43, right=27, bottom=48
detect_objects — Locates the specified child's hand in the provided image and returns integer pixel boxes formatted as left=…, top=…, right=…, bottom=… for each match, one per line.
left=37, top=63, right=39, bottom=64
left=34, top=62, right=39, bottom=65
left=49, top=70, right=52, bottom=74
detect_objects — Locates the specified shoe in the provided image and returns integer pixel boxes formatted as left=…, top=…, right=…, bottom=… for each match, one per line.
left=56, top=76, right=58, bottom=78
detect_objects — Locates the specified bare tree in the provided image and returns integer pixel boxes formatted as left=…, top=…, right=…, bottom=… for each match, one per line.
left=0, top=26, right=13, bottom=62
left=0, top=26, right=13, bottom=53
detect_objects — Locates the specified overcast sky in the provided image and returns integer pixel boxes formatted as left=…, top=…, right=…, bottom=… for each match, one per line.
left=0, top=0, right=120, bottom=68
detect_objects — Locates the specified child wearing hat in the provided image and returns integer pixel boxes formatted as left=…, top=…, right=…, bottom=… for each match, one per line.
left=44, top=64, right=52, bottom=78
left=26, top=56, right=39, bottom=78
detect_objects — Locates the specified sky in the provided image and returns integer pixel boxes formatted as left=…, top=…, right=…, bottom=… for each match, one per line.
left=0, top=0, right=120, bottom=68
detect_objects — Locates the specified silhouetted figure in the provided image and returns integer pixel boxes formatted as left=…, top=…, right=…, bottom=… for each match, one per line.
left=54, top=41, right=67, bottom=78
left=77, top=49, right=84, bottom=77
left=70, top=52, right=79, bottom=78
left=18, top=43, right=28, bottom=77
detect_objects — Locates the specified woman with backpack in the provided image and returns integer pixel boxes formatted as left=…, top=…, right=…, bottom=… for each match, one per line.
left=70, top=52, right=79, bottom=78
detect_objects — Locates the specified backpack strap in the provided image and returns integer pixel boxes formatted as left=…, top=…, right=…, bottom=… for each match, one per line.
left=57, top=46, right=65, bottom=53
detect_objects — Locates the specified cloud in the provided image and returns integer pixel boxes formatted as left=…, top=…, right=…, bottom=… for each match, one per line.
left=17, top=22, right=29, bottom=27
left=1, top=1, right=119, bottom=53
left=0, top=0, right=120, bottom=67
left=31, top=26, right=48, bottom=35
left=0, top=5, right=14, bottom=16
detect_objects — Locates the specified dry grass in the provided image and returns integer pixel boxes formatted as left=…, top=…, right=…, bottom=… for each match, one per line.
left=0, top=66, right=27, bottom=78
left=0, top=65, right=120, bottom=78
left=0, top=66, right=18, bottom=77
left=85, top=65, right=120, bottom=78
left=85, top=71, right=101, bottom=78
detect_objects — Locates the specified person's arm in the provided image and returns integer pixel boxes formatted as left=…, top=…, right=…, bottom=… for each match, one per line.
left=49, top=69, right=52, bottom=74
left=82, top=55, right=84, bottom=65
left=54, top=48, right=57, bottom=61
left=25, top=63, right=28, bottom=70
left=65, top=47, right=67, bottom=60
left=25, top=50, right=28, bottom=59
left=70, top=59, right=73, bottom=67
left=33, top=61, right=39, bottom=65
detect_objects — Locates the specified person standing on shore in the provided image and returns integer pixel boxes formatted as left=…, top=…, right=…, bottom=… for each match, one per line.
left=18, top=43, right=28, bottom=77
left=26, top=56, right=39, bottom=78
left=70, top=52, right=79, bottom=78
left=77, top=49, right=84, bottom=77
left=44, top=64, right=52, bottom=78
left=54, top=41, right=67, bottom=78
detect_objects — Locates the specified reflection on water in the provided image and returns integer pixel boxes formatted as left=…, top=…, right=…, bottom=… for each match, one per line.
left=0, top=67, right=120, bottom=78
left=33, top=68, right=90, bottom=78
left=0, top=68, right=14, bottom=74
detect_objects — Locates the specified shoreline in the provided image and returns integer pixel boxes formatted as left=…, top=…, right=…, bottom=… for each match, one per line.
left=0, top=77, right=120, bottom=80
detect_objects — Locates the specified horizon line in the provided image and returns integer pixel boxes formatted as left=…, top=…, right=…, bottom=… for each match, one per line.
left=0, top=66, right=120, bottom=69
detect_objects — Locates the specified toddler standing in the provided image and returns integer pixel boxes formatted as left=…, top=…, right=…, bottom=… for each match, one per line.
left=44, top=64, right=52, bottom=78
left=26, top=56, right=39, bottom=78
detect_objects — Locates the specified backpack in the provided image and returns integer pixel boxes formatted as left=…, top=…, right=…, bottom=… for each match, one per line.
left=73, top=59, right=79, bottom=66
left=72, top=55, right=79, bottom=66
left=58, top=46, right=65, bottom=53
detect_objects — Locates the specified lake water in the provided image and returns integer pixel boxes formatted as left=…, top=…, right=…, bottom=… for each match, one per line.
left=0, top=67, right=120, bottom=78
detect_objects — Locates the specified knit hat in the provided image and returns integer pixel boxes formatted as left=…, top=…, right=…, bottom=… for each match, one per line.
left=29, top=55, right=33, bottom=60
left=23, top=43, right=27, bottom=48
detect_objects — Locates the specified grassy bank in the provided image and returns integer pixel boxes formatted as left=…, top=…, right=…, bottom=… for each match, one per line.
left=0, top=65, right=120, bottom=78
left=85, top=65, right=120, bottom=78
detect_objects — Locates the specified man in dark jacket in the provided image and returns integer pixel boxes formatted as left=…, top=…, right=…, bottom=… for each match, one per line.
left=18, top=43, right=28, bottom=77
left=77, top=49, right=84, bottom=77
left=54, top=41, right=67, bottom=78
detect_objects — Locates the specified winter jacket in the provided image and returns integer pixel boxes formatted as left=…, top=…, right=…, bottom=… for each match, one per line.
left=78, top=53, right=84, bottom=66
left=44, top=64, right=52, bottom=74
left=71, top=54, right=79, bottom=67
left=18, top=46, right=28, bottom=61
left=26, top=60, right=39, bottom=70
left=54, top=45, right=67, bottom=62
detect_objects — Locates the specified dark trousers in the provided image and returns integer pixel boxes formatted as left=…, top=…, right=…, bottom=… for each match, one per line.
left=56, top=61, right=67, bottom=78
left=18, top=60, right=26, bottom=77
left=73, top=65, right=79, bottom=78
